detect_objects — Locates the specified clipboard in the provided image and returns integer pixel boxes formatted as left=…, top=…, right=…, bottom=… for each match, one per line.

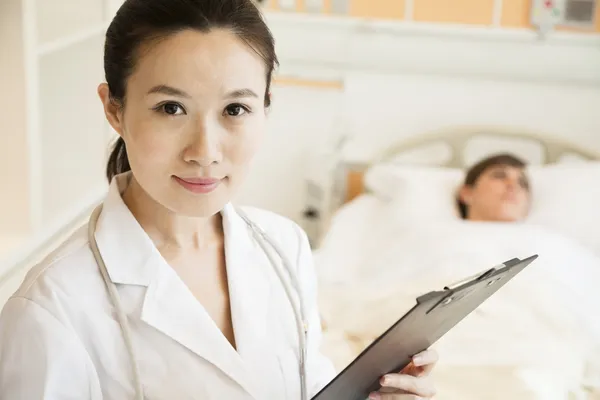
left=311, top=255, right=538, bottom=400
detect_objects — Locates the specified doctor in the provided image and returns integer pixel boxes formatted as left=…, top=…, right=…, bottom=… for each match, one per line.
left=0, top=0, right=438, bottom=399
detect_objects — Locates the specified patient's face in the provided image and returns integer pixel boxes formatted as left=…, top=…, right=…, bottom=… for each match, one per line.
left=460, top=165, right=530, bottom=222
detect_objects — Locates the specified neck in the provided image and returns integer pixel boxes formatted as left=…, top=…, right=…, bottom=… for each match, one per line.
left=468, top=211, right=495, bottom=222
left=122, top=176, right=222, bottom=250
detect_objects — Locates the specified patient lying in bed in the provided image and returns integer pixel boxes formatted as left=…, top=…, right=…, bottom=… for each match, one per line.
left=316, top=154, right=600, bottom=399
left=456, top=153, right=530, bottom=222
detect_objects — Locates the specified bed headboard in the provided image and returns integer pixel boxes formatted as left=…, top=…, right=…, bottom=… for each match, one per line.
left=375, top=125, right=599, bottom=166
left=341, top=125, right=600, bottom=203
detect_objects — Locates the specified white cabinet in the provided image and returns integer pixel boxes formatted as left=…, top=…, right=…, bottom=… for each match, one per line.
left=0, top=0, right=121, bottom=261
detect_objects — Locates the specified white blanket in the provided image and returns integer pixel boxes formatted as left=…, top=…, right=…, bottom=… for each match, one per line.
left=315, top=196, right=600, bottom=399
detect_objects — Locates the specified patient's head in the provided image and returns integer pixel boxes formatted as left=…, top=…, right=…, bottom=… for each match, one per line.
left=457, top=154, right=530, bottom=222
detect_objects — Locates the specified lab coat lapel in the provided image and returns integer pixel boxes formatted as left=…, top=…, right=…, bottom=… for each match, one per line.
left=221, top=204, right=276, bottom=374
left=140, top=259, right=264, bottom=399
left=93, top=175, right=264, bottom=399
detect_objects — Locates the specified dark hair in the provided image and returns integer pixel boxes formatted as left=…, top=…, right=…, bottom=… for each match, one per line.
left=457, top=153, right=528, bottom=218
left=104, top=0, right=278, bottom=182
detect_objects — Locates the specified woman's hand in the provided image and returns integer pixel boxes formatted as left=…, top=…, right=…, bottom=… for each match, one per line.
left=368, top=349, right=438, bottom=399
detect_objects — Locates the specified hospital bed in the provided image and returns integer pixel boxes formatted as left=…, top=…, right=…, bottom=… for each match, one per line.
left=314, top=126, right=600, bottom=399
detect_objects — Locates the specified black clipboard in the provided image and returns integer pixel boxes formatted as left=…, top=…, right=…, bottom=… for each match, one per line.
left=312, top=255, right=538, bottom=400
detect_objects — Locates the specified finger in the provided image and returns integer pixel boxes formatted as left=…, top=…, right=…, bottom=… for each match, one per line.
left=400, top=350, right=438, bottom=376
left=380, top=374, right=436, bottom=398
left=412, top=349, right=439, bottom=366
left=411, top=349, right=439, bottom=375
left=400, top=362, right=422, bottom=377
left=370, top=393, right=422, bottom=400
left=402, top=363, right=434, bottom=378
left=377, top=388, right=413, bottom=395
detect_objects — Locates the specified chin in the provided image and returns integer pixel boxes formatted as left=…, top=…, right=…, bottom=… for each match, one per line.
left=494, top=212, right=525, bottom=223
left=161, top=192, right=227, bottom=218
left=495, top=216, right=521, bottom=223
left=495, top=204, right=527, bottom=222
left=166, top=179, right=234, bottom=217
left=181, top=198, right=228, bottom=218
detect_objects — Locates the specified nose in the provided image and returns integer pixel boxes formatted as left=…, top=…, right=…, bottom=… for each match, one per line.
left=182, top=119, right=223, bottom=167
left=504, top=174, right=522, bottom=192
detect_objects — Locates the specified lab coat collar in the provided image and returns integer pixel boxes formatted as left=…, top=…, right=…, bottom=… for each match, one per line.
left=94, top=172, right=158, bottom=286
left=93, top=172, right=273, bottom=399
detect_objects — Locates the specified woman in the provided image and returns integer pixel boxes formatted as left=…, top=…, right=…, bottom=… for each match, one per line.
left=457, top=153, right=530, bottom=222
left=0, top=1, right=437, bottom=399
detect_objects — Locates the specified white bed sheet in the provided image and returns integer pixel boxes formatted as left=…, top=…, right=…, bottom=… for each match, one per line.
left=315, top=195, right=600, bottom=400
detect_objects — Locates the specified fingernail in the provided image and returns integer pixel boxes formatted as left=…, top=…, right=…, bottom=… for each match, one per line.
left=369, top=393, right=381, bottom=400
left=379, top=376, right=388, bottom=385
left=412, top=355, right=423, bottom=365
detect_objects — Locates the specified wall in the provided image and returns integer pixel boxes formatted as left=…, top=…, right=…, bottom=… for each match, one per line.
left=342, top=73, right=600, bottom=162
left=235, top=79, right=344, bottom=219
left=233, top=11, right=600, bottom=223
left=32, top=0, right=110, bottom=229
left=0, top=0, right=30, bottom=246
left=38, top=34, right=108, bottom=228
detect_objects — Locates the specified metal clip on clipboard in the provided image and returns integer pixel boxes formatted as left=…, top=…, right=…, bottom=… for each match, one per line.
left=443, top=267, right=498, bottom=291
left=415, top=265, right=501, bottom=308
left=427, top=266, right=504, bottom=314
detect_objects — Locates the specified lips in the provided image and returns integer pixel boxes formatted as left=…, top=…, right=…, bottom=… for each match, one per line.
left=177, top=177, right=220, bottom=185
left=173, top=176, right=222, bottom=194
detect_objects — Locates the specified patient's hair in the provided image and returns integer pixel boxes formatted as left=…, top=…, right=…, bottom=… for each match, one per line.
left=457, top=153, right=528, bottom=219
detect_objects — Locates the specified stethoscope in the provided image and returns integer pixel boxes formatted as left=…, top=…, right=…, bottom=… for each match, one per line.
left=87, top=204, right=309, bottom=400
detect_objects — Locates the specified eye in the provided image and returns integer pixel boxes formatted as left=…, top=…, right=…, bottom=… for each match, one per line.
left=224, top=103, right=249, bottom=117
left=491, top=170, right=507, bottom=179
left=155, top=102, right=185, bottom=116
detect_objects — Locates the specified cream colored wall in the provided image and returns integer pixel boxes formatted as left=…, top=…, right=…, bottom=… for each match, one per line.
left=38, top=34, right=108, bottom=227
left=35, top=0, right=105, bottom=46
left=237, top=73, right=600, bottom=222
left=233, top=12, right=600, bottom=222
left=0, top=0, right=30, bottom=240
left=341, top=73, right=600, bottom=163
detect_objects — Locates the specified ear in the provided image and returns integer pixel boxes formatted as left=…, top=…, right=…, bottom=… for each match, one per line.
left=97, top=83, right=124, bottom=137
left=458, top=185, right=474, bottom=206
left=264, top=91, right=273, bottom=115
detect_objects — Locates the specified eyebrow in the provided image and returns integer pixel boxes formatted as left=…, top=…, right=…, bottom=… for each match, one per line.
left=225, top=89, right=259, bottom=99
left=147, top=85, right=191, bottom=98
left=146, top=86, right=259, bottom=100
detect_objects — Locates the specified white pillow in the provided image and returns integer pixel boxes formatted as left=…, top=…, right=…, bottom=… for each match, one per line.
left=527, top=162, right=600, bottom=254
left=363, top=161, right=600, bottom=254
left=364, top=163, right=462, bottom=222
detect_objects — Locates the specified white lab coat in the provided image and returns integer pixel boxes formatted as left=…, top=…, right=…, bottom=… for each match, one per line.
left=0, top=173, right=336, bottom=399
